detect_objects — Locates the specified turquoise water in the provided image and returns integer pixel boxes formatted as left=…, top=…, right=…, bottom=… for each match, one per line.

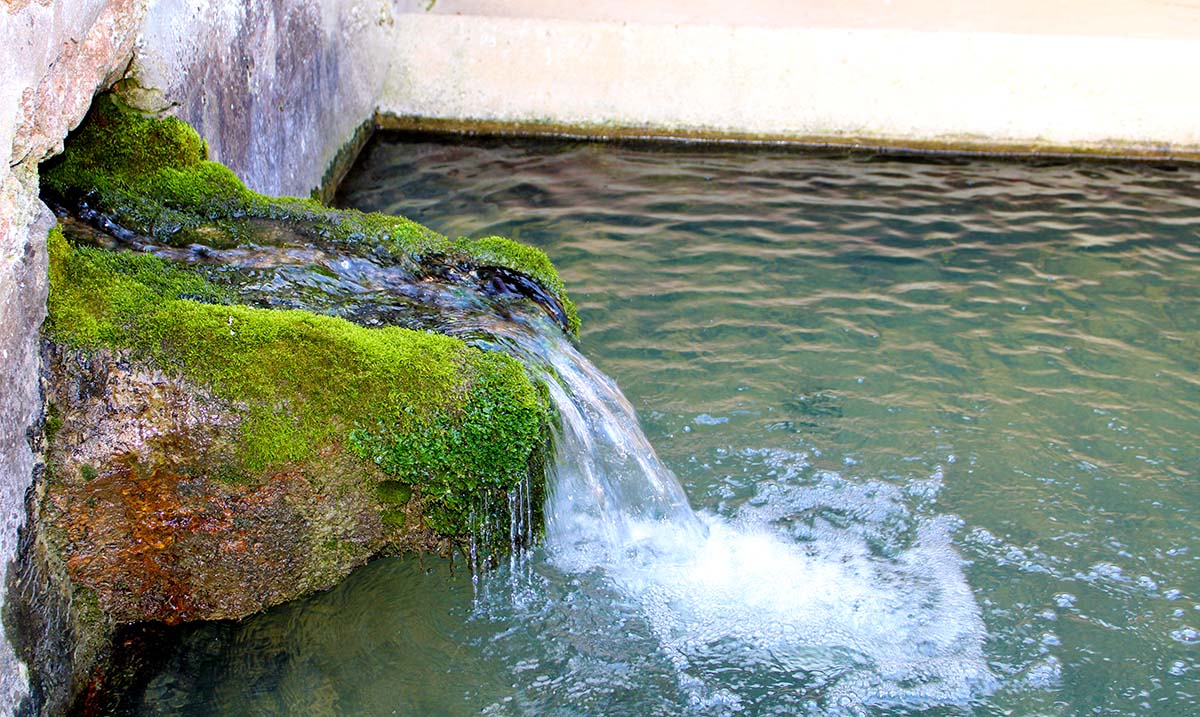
left=136, top=138, right=1198, bottom=716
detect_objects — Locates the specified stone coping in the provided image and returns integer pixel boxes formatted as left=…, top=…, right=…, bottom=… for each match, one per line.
left=423, top=0, right=1200, bottom=40
left=378, top=10, right=1200, bottom=160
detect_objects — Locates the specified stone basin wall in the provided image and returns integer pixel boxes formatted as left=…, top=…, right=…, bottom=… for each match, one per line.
left=6, top=0, right=1200, bottom=713
left=1, top=1, right=414, bottom=712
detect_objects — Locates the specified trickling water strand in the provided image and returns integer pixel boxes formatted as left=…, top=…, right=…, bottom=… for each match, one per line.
left=467, top=507, right=479, bottom=594
left=459, top=309, right=707, bottom=567
left=506, top=475, right=527, bottom=574
left=505, top=473, right=539, bottom=584
left=508, top=484, right=519, bottom=568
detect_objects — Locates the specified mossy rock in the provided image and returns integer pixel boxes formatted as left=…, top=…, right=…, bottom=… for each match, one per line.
left=46, top=222, right=549, bottom=542
left=376, top=481, right=413, bottom=506
left=40, top=93, right=579, bottom=335
left=30, top=93, right=572, bottom=717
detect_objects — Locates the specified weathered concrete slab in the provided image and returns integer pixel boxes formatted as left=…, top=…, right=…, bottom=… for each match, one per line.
left=424, top=0, right=1200, bottom=40
left=130, top=0, right=395, bottom=198
left=380, top=4, right=1200, bottom=159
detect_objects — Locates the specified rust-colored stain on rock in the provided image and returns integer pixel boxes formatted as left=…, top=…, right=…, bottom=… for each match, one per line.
left=40, top=342, right=395, bottom=628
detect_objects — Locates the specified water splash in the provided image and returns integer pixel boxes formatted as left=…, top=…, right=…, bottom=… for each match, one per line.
left=460, top=306, right=997, bottom=713
left=68, top=209, right=998, bottom=711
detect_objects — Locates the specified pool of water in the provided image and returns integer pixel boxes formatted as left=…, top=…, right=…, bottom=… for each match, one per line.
left=135, top=137, right=1199, bottom=716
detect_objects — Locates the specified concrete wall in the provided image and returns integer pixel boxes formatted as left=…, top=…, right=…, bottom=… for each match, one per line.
left=130, top=0, right=397, bottom=197
left=380, top=3, right=1200, bottom=158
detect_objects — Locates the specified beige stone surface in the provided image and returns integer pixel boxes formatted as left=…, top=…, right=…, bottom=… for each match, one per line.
left=428, top=0, right=1200, bottom=39
left=380, top=2, right=1200, bottom=157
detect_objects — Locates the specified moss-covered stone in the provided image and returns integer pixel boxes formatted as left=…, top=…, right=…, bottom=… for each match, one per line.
left=45, top=226, right=549, bottom=540
left=376, top=480, right=413, bottom=506
left=40, top=94, right=579, bottom=334
left=33, top=91, right=576, bottom=717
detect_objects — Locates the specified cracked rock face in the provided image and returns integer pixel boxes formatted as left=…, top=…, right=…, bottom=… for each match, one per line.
left=2, top=1, right=146, bottom=712
left=28, top=341, right=405, bottom=712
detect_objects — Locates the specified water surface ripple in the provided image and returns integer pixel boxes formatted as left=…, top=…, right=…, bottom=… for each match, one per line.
left=138, top=138, right=1198, bottom=716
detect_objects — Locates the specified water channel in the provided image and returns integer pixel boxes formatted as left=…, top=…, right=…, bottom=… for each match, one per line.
left=133, top=137, right=1199, bottom=716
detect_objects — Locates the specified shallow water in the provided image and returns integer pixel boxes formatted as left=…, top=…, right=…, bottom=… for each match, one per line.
left=136, top=138, right=1199, bottom=716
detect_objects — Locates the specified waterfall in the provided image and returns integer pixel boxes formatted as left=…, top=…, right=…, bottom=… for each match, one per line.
left=459, top=309, right=706, bottom=566
left=68, top=217, right=998, bottom=710
left=461, top=302, right=997, bottom=711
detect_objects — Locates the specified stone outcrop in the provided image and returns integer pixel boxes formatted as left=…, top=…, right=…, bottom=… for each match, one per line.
left=2, top=1, right=147, bottom=712
left=25, top=342, right=418, bottom=712
left=7, top=50, right=563, bottom=717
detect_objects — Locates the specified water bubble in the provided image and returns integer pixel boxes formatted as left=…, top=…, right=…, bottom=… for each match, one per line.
left=1023, top=655, right=1063, bottom=688
left=1169, top=627, right=1200, bottom=645
left=1054, top=593, right=1077, bottom=608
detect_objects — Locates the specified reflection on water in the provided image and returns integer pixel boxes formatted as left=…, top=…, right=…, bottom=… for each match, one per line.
left=137, top=138, right=1199, bottom=716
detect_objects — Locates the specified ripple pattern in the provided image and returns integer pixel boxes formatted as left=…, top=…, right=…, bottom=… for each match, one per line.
left=135, top=137, right=1200, bottom=716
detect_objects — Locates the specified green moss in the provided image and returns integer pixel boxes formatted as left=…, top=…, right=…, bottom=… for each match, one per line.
left=44, top=402, right=63, bottom=444
left=46, top=227, right=550, bottom=540
left=380, top=509, right=407, bottom=530
left=41, top=94, right=579, bottom=334
left=348, top=350, right=546, bottom=535
left=376, top=481, right=413, bottom=506
left=46, top=224, right=230, bottom=347
left=462, top=235, right=579, bottom=333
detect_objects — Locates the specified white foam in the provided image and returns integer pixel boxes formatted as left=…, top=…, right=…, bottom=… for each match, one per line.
left=547, top=498, right=996, bottom=710
left=488, top=314, right=996, bottom=711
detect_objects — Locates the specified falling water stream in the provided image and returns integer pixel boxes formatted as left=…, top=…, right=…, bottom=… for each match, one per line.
left=477, top=309, right=995, bottom=713
left=128, top=137, right=1199, bottom=716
